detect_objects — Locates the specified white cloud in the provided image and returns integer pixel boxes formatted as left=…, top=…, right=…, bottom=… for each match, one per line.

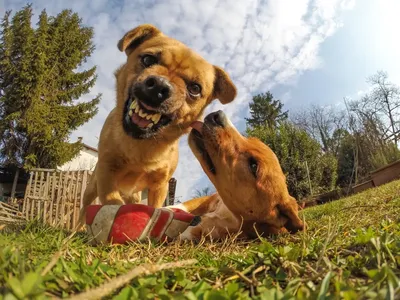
left=280, top=91, right=292, bottom=104
left=3, top=0, right=355, bottom=201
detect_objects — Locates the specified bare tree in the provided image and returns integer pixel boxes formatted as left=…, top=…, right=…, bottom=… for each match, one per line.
left=291, top=104, right=348, bottom=156
left=365, top=70, right=400, bottom=144
left=192, top=186, right=215, bottom=198
left=345, top=92, right=400, bottom=181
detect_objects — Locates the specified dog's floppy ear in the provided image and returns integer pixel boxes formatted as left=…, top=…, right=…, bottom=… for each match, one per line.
left=118, top=24, right=162, bottom=56
left=213, top=66, right=237, bottom=104
left=277, top=196, right=305, bottom=234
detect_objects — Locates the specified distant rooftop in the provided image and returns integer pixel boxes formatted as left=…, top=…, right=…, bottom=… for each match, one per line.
left=77, top=137, right=98, bottom=153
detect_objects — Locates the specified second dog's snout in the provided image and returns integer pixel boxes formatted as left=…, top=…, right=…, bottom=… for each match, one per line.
left=205, top=110, right=227, bottom=127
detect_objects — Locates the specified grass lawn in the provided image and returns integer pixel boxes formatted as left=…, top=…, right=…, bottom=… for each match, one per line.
left=0, top=180, right=399, bottom=300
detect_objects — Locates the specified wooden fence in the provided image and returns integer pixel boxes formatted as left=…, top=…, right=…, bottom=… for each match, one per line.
left=303, top=159, right=400, bottom=208
left=0, top=202, right=26, bottom=225
left=22, top=168, right=93, bottom=230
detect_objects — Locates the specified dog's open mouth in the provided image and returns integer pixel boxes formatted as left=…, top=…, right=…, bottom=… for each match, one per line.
left=191, top=121, right=216, bottom=174
left=123, top=96, right=173, bottom=139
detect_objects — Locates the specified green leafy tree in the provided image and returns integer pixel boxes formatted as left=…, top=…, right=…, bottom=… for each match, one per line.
left=0, top=6, right=100, bottom=186
left=246, top=122, right=337, bottom=200
left=0, top=5, right=100, bottom=197
left=245, top=91, right=288, bottom=129
left=335, top=130, right=355, bottom=187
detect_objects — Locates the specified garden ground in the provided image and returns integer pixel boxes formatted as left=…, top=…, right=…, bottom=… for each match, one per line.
left=0, top=180, right=399, bottom=299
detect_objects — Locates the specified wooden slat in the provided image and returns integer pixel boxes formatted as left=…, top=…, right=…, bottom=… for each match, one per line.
left=80, top=170, right=88, bottom=208
left=29, top=168, right=58, bottom=172
left=0, top=213, right=25, bottom=220
left=0, top=210, right=24, bottom=219
left=1, top=202, right=20, bottom=210
left=54, top=172, right=63, bottom=226
left=22, top=196, right=52, bottom=201
left=58, top=171, right=68, bottom=228
left=37, top=171, right=44, bottom=221
left=24, top=172, right=33, bottom=218
left=71, top=171, right=81, bottom=229
left=0, top=205, right=22, bottom=214
left=30, top=172, right=38, bottom=220
left=65, top=172, right=74, bottom=230
left=0, top=216, right=25, bottom=223
left=23, top=171, right=32, bottom=216
left=49, top=173, right=56, bottom=225
left=43, top=171, right=50, bottom=223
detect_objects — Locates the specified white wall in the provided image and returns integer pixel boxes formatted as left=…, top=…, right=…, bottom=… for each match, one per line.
left=58, top=148, right=98, bottom=171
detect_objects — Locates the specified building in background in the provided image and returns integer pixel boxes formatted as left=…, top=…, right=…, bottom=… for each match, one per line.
left=57, top=139, right=98, bottom=172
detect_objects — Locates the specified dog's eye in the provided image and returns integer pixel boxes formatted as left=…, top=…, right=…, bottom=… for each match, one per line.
left=248, top=157, right=258, bottom=177
left=141, top=54, right=158, bottom=67
left=187, top=83, right=201, bottom=96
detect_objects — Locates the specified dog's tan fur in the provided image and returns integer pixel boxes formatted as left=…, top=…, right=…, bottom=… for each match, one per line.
left=169, top=111, right=304, bottom=240
left=78, top=24, right=236, bottom=226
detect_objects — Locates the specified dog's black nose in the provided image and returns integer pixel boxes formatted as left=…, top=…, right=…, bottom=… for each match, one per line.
left=205, top=110, right=227, bottom=127
left=139, top=75, right=172, bottom=104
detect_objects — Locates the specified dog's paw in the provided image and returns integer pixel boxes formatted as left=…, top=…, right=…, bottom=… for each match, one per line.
left=177, top=228, right=193, bottom=241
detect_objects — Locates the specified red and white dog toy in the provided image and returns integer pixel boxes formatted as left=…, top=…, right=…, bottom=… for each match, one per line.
left=85, top=204, right=200, bottom=245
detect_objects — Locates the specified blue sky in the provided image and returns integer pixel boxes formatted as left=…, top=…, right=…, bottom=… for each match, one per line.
left=2, top=0, right=399, bottom=201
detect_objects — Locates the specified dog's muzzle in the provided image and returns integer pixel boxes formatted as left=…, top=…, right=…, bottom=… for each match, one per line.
left=133, top=75, right=173, bottom=108
left=122, top=77, right=174, bottom=139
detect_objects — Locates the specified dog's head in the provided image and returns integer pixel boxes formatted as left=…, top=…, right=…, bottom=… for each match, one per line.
left=115, top=24, right=237, bottom=140
left=188, top=111, right=304, bottom=233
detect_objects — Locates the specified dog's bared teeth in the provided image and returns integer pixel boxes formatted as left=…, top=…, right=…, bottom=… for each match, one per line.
left=135, top=106, right=139, bottom=113
left=152, top=114, right=161, bottom=124
left=138, top=109, right=147, bottom=118
left=128, top=110, right=133, bottom=116
left=147, top=123, right=154, bottom=128
left=130, top=99, right=137, bottom=110
left=145, top=114, right=152, bottom=120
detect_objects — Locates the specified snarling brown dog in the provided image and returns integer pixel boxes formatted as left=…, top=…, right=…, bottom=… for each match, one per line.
left=78, top=25, right=236, bottom=227
left=168, top=111, right=304, bottom=240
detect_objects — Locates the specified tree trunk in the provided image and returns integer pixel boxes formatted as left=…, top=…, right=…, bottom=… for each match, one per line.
left=11, top=168, right=20, bottom=199
left=384, top=93, right=397, bottom=144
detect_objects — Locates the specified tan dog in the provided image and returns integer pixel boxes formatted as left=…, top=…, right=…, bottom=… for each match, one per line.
left=78, top=24, right=236, bottom=226
left=169, top=111, right=304, bottom=240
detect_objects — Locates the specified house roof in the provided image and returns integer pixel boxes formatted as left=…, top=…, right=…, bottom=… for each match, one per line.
left=82, top=143, right=98, bottom=153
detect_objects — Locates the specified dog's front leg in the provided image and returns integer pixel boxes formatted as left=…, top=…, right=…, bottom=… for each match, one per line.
left=147, top=182, right=169, bottom=208
left=76, top=167, right=99, bottom=231
left=96, top=163, right=125, bottom=205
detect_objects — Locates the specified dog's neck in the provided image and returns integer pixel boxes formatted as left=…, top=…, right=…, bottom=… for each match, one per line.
left=125, top=135, right=180, bottom=159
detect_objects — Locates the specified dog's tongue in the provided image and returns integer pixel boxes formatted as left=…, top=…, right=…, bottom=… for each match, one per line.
left=131, top=113, right=151, bottom=128
left=190, top=121, right=204, bottom=134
